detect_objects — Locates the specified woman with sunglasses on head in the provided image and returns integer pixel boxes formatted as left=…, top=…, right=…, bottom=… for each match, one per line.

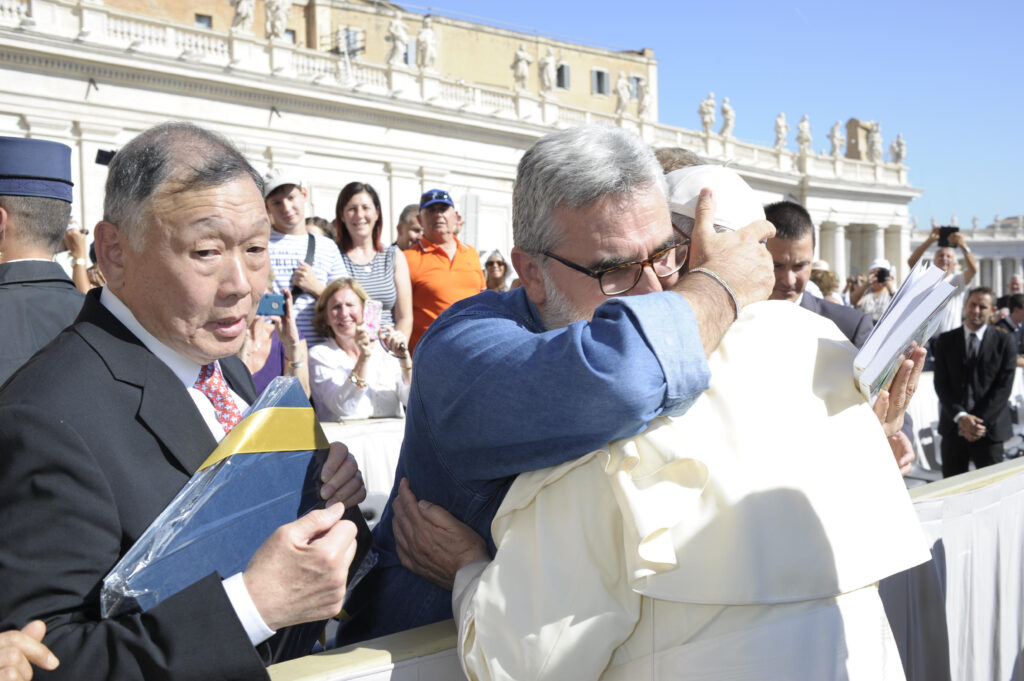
left=309, top=278, right=412, bottom=421
left=334, top=182, right=413, bottom=340
left=484, top=250, right=511, bottom=292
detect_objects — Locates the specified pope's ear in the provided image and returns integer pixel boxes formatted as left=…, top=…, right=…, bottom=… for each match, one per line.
left=511, top=247, right=545, bottom=307
left=93, top=221, right=126, bottom=290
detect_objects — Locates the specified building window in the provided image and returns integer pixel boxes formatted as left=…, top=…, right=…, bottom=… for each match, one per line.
left=404, top=39, right=415, bottom=65
left=629, top=76, right=641, bottom=99
left=556, top=64, right=571, bottom=90
left=591, top=69, right=609, bottom=96
left=283, top=29, right=296, bottom=44
left=194, top=14, right=212, bottom=29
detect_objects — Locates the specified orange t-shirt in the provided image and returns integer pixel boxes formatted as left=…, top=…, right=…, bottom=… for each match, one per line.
left=404, top=236, right=485, bottom=352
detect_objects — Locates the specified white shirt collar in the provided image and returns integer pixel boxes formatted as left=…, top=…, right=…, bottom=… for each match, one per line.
left=963, top=323, right=987, bottom=347
left=99, top=286, right=206, bottom=389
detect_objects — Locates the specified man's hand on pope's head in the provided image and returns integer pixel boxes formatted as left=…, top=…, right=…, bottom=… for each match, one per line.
left=320, top=442, right=366, bottom=507
left=392, top=478, right=488, bottom=591
left=243, top=502, right=358, bottom=631
left=685, top=188, right=776, bottom=309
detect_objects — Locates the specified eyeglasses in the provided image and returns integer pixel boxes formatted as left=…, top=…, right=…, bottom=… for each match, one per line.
left=485, top=261, right=506, bottom=267
left=542, top=237, right=691, bottom=296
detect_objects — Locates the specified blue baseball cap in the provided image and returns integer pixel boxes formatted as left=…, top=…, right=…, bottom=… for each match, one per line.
left=0, top=137, right=73, bottom=203
left=419, top=188, right=454, bottom=210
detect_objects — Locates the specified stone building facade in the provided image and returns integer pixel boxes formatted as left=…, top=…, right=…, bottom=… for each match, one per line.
left=1, top=0, right=930, bottom=282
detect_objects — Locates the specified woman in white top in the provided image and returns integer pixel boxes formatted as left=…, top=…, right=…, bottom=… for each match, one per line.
left=334, top=182, right=413, bottom=340
left=309, top=278, right=412, bottom=420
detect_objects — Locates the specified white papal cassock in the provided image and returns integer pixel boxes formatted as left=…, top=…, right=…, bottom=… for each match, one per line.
left=453, top=300, right=930, bottom=681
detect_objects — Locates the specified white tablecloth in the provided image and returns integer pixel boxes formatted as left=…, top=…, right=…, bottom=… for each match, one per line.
left=320, top=418, right=406, bottom=526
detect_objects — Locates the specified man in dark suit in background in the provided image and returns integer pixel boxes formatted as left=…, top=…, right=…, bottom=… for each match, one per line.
left=934, top=286, right=1017, bottom=477
left=995, top=292, right=1024, bottom=367
left=0, top=137, right=84, bottom=384
left=764, top=201, right=872, bottom=348
left=0, top=122, right=364, bottom=680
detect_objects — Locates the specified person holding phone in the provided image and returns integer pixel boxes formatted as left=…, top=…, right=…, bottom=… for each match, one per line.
left=851, top=258, right=895, bottom=323
left=907, top=225, right=977, bottom=336
left=239, top=279, right=309, bottom=396
left=309, top=278, right=412, bottom=420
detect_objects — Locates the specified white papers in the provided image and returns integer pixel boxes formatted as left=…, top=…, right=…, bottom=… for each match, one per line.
left=854, top=260, right=957, bottom=400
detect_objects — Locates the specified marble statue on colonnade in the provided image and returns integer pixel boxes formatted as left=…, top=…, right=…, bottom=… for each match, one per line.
left=265, top=0, right=290, bottom=40
left=386, top=12, right=409, bottom=66
left=698, top=92, right=715, bottom=134
left=829, top=121, right=845, bottom=157
left=615, top=72, right=631, bottom=116
left=637, top=78, right=652, bottom=121
left=797, top=114, right=812, bottom=155
left=719, top=97, right=734, bottom=137
left=889, top=133, right=906, bottom=165
left=539, top=48, right=556, bottom=93
left=866, top=122, right=883, bottom=162
left=416, top=16, right=437, bottom=70
left=972, top=216, right=979, bottom=230
left=231, top=0, right=254, bottom=33
left=774, top=112, right=788, bottom=150
left=512, top=44, right=532, bottom=91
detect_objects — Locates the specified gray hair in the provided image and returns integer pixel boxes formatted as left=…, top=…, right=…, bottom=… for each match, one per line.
left=103, top=122, right=263, bottom=250
left=0, top=195, right=71, bottom=254
left=398, top=203, right=420, bottom=224
left=513, top=125, right=667, bottom=254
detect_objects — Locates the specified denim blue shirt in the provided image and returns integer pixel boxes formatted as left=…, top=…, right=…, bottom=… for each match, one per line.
left=338, top=287, right=710, bottom=643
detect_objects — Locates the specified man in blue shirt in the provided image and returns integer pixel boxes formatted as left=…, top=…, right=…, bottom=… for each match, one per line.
left=337, top=125, right=777, bottom=643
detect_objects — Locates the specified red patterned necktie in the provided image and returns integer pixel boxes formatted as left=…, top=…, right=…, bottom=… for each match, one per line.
left=193, top=362, right=243, bottom=433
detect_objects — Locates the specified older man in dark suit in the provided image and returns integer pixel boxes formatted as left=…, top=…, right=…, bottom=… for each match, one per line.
left=934, top=286, right=1017, bottom=477
left=0, top=122, right=364, bottom=681
left=0, top=137, right=85, bottom=384
left=763, top=201, right=872, bottom=348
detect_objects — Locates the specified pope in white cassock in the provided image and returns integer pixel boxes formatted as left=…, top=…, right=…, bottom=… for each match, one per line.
left=394, top=166, right=929, bottom=681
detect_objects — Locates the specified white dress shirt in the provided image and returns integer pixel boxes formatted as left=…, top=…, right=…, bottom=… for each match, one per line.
left=100, top=287, right=275, bottom=646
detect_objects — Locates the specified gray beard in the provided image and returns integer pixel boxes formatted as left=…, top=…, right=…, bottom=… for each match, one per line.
left=539, top=265, right=589, bottom=330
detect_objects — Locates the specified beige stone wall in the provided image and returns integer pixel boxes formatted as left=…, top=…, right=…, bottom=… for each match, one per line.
left=105, top=0, right=309, bottom=46
left=322, top=4, right=656, bottom=117
left=108, top=0, right=656, bottom=117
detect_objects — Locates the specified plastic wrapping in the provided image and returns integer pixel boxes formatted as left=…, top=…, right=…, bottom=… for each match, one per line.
left=101, top=376, right=376, bottom=619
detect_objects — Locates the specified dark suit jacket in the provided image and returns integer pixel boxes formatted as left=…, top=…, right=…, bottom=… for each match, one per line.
left=0, top=260, right=84, bottom=385
left=0, top=290, right=271, bottom=680
left=799, top=293, right=873, bottom=349
left=933, top=325, right=1016, bottom=442
left=996, top=317, right=1024, bottom=356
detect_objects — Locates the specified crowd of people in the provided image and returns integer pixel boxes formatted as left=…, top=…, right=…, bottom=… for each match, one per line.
left=0, top=118, right=1018, bottom=681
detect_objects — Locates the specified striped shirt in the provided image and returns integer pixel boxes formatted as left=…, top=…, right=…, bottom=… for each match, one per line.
left=269, top=232, right=347, bottom=345
left=341, top=245, right=399, bottom=328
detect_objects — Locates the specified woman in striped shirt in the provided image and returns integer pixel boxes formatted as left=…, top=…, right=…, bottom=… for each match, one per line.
left=334, top=182, right=413, bottom=340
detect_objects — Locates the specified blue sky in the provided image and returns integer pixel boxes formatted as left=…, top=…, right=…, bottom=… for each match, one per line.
left=406, top=0, right=1023, bottom=228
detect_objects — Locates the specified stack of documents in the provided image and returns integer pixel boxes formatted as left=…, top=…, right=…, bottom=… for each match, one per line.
left=853, top=260, right=957, bottom=400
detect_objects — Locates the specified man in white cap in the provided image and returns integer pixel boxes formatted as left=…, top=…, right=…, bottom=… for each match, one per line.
left=264, top=168, right=347, bottom=344
left=392, top=163, right=927, bottom=681
left=0, top=136, right=84, bottom=384
left=851, top=257, right=895, bottom=323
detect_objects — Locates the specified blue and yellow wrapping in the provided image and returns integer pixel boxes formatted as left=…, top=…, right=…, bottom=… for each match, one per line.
left=101, top=377, right=331, bottom=619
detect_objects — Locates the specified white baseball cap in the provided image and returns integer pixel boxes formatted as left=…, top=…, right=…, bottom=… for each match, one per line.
left=262, top=167, right=304, bottom=199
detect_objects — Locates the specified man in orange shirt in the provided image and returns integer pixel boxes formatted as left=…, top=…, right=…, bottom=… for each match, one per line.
left=404, top=189, right=485, bottom=351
